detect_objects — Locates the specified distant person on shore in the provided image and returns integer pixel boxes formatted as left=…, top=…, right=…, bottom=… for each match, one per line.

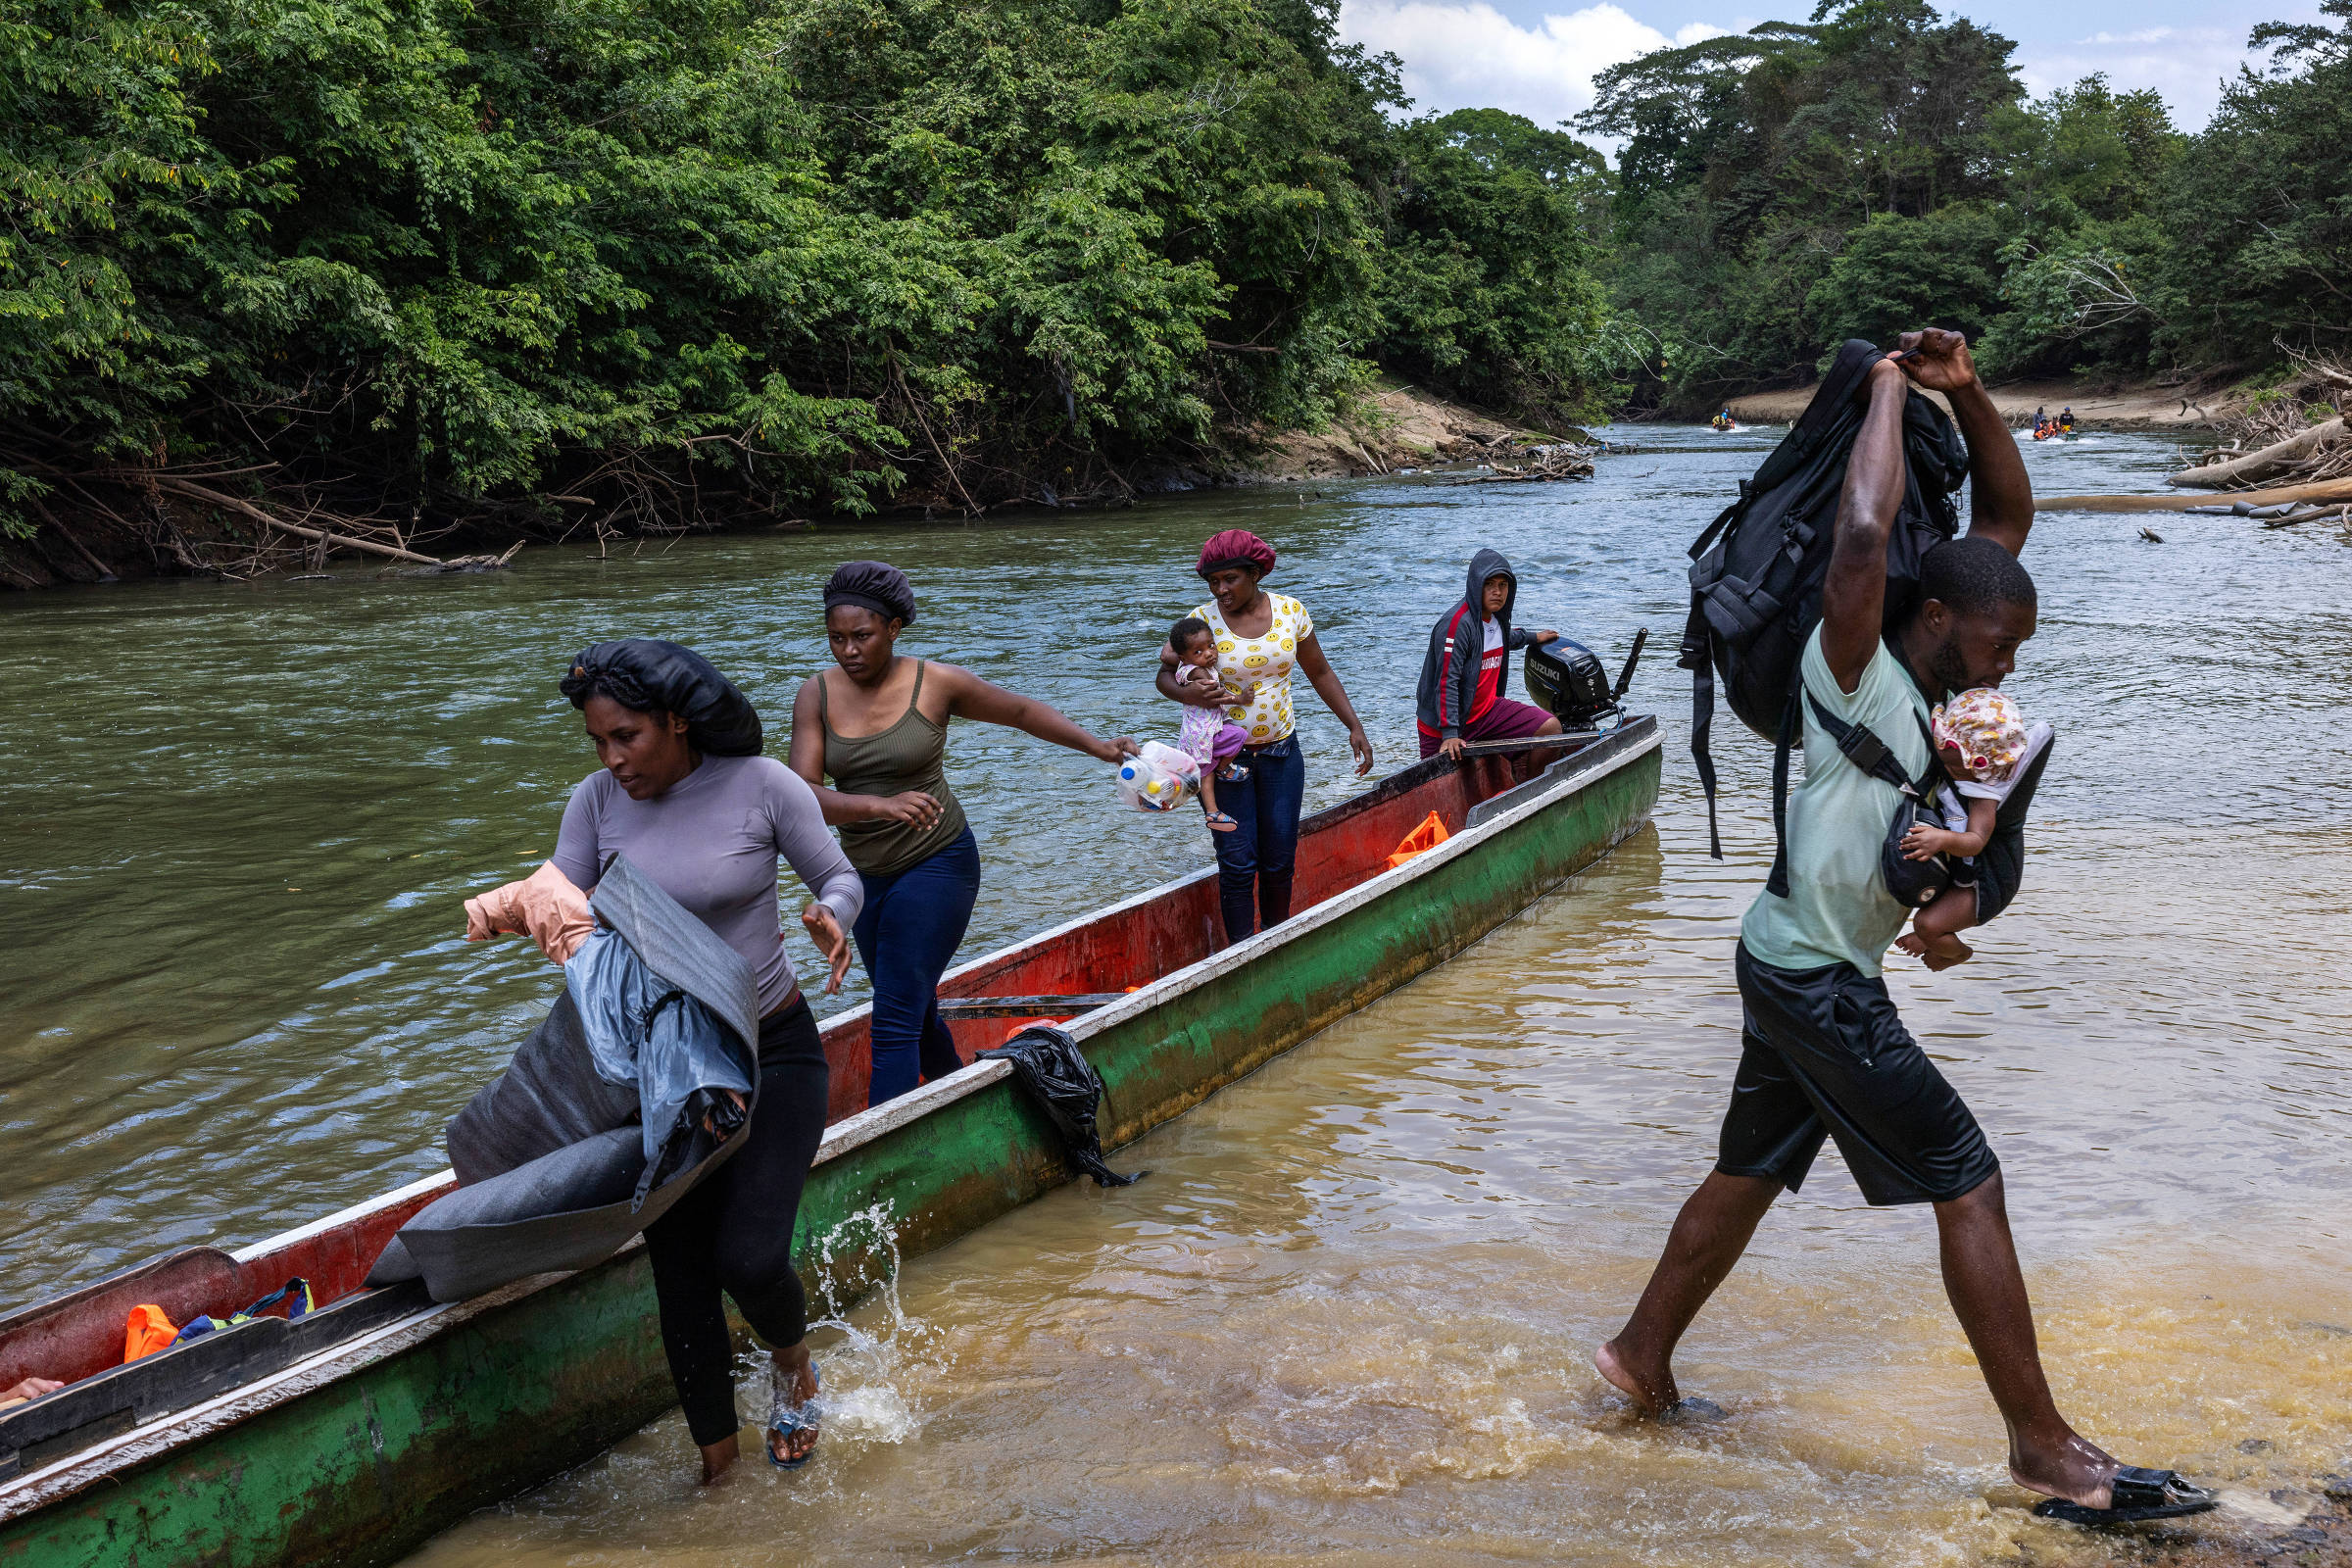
left=790, top=562, right=1137, bottom=1105
left=551, top=639, right=859, bottom=1479
left=1157, top=530, right=1374, bottom=946
left=1894, top=686, right=2054, bottom=969
left=1164, top=615, right=1249, bottom=832
left=1416, top=549, right=1561, bottom=760
left=1594, top=329, right=2215, bottom=1528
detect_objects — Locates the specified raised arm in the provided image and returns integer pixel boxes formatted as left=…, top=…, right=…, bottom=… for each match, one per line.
left=1896, top=327, right=2032, bottom=558
left=1293, top=631, right=1374, bottom=775
left=937, top=662, right=1138, bottom=762
left=1820, top=357, right=1912, bottom=693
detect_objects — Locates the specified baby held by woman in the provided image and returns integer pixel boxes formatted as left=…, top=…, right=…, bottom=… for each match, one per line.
left=1167, top=616, right=1250, bottom=834
left=1894, top=686, right=2051, bottom=968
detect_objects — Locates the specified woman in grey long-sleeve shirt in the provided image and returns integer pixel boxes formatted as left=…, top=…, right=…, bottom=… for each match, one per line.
left=551, top=751, right=862, bottom=1012
left=554, top=638, right=860, bottom=1480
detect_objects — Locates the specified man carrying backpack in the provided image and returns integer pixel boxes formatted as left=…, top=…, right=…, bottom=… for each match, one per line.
left=1596, top=329, right=2214, bottom=1528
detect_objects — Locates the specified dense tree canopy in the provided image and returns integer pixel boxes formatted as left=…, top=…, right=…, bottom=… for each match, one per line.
left=3, top=0, right=2343, bottom=547
left=0, top=0, right=1625, bottom=539
left=1579, top=0, right=2351, bottom=403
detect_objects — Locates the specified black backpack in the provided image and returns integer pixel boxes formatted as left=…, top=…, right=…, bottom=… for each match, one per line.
left=1679, top=339, right=1972, bottom=861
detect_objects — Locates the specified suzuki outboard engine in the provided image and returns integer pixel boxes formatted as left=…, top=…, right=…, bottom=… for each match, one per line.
left=1524, top=628, right=1648, bottom=728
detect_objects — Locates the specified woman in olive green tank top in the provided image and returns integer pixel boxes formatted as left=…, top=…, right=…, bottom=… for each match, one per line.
left=788, top=562, right=1137, bottom=1106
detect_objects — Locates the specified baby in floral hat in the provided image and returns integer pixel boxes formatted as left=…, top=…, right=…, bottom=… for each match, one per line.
left=1893, top=686, right=2052, bottom=968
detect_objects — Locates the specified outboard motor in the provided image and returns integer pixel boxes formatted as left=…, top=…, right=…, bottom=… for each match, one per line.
left=1524, top=628, right=1647, bottom=728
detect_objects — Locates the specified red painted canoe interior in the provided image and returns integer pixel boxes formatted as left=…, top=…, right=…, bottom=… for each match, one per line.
left=815, top=746, right=1542, bottom=1113
left=1, top=748, right=1551, bottom=1395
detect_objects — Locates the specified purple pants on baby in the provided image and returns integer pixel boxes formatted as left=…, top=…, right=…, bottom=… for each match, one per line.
left=1181, top=704, right=1250, bottom=768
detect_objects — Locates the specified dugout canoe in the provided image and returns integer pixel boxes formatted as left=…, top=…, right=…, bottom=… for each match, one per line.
left=0, top=717, right=1662, bottom=1568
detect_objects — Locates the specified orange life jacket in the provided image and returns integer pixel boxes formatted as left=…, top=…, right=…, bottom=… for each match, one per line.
left=1386, top=810, right=1452, bottom=868
left=123, top=1304, right=179, bottom=1362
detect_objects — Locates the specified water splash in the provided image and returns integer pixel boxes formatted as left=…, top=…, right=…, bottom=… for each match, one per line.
left=735, top=1200, right=943, bottom=1461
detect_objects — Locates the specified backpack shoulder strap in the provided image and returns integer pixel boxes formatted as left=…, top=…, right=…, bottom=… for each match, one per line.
left=1763, top=681, right=1801, bottom=898
left=1803, top=690, right=1940, bottom=797
left=1762, top=680, right=1942, bottom=900
left=1680, top=597, right=1722, bottom=858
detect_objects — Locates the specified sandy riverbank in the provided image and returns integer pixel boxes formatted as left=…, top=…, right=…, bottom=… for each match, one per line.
left=1728, top=377, right=2238, bottom=432
left=1234, top=380, right=1576, bottom=480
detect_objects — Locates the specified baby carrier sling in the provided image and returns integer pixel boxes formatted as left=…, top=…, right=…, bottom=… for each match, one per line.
left=1780, top=678, right=1950, bottom=906
left=1679, top=339, right=1972, bottom=861
left=1780, top=663, right=2059, bottom=915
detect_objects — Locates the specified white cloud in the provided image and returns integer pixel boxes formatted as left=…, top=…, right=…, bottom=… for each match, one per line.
left=2014, top=24, right=2263, bottom=128
left=1340, top=0, right=1730, bottom=134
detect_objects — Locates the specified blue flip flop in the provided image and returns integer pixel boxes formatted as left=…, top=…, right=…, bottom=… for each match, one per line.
left=766, top=1362, right=820, bottom=1470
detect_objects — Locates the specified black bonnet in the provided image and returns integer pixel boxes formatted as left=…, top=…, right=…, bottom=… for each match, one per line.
left=560, top=639, right=763, bottom=756
left=823, top=561, right=917, bottom=626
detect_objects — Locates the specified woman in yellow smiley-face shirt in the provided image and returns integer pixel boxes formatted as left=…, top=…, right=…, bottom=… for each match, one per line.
left=1156, top=528, right=1373, bottom=947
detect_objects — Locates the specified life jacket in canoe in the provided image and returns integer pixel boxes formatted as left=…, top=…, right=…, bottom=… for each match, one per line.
left=122, top=1278, right=314, bottom=1363
left=1386, top=810, right=1451, bottom=868
left=1678, top=338, right=1970, bottom=858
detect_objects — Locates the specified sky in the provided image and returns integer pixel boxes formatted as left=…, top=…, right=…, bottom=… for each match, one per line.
left=1336, top=0, right=2315, bottom=140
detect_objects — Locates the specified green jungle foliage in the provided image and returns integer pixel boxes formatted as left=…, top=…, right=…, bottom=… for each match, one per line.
left=0, top=0, right=1628, bottom=536
left=1580, top=0, right=2352, bottom=404
left=7, top=0, right=2344, bottom=541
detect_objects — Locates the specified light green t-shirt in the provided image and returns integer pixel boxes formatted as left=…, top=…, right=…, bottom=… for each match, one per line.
left=1740, top=625, right=1932, bottom=978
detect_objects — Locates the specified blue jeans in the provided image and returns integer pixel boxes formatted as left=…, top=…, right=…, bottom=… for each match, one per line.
left=1212, top=735, right=1303, bottom=947
left=853, top=827, right=981, bottom=1105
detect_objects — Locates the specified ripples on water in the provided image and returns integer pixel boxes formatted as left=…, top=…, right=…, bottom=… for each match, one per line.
left=5, top=425, right=2349, bottom=1565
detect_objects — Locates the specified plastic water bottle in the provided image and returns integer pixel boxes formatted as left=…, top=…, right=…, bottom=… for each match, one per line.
left=1115, top=742, right=1200, bottom=812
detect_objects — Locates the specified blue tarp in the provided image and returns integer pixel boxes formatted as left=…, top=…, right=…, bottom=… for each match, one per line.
left=368, top=854, right=760, bottom=1303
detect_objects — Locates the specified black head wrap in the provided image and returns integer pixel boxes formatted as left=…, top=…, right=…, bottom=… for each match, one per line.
left=559, top=639, right=763, bottom=756
left=823, top=561, right=917, bottom=626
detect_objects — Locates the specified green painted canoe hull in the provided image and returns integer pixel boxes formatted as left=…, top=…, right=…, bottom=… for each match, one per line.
left=0, top=725, right=1659, bottom=1568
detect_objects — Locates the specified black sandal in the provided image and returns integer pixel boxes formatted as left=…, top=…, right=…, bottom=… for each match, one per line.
left=2032, top=1466, right=2216, bottom=1526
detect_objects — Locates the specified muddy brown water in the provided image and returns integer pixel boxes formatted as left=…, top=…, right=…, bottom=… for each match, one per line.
left=3, top=426, right=2348, bottom=1564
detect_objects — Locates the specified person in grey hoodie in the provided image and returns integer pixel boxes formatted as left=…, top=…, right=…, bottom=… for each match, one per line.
left=1415, top=549, right=1561, bottom=760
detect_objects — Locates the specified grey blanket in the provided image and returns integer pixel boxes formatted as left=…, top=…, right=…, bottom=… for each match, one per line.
left=368, top=855, right=761, bottom=1302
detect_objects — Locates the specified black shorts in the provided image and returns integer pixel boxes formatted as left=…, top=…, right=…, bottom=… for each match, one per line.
left=1716, top=945, right=2000, bottom=1206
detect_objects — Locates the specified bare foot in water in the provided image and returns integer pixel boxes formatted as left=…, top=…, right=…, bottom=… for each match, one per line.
left=1593, top=1340, right=1676, bottom=1415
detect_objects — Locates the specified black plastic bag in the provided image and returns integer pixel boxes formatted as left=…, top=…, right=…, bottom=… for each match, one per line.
left=980, top=1027, right=1144, bottom=1188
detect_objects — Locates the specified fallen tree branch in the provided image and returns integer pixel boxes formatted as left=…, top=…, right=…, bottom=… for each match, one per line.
left=146, top=477, right=446, bottom=564
left=1440, top=449, right=1596, bottom=485
left=889, top=357, right=983, bottom=518
left=25, top=492, right=118, bottom=581
left=2168, top=416, right=2350, bottom=488
left=2036, top=477, right=2352, bottom=513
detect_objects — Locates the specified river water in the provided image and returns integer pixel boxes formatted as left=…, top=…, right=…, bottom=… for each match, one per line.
left=5, top=425, right=2349, bottom=1564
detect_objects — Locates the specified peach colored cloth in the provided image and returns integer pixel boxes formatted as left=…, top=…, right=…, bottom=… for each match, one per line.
left=464, top=860, right=596, bottom=965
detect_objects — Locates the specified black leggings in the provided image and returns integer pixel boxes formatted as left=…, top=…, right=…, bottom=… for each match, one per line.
left=644, top=995, right=830, bottom=1446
